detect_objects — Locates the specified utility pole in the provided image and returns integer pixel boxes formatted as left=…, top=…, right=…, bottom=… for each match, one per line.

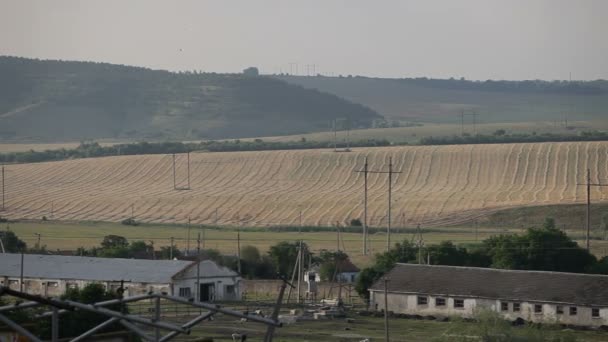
left=187, top=151, right=191, bottom=189
left=1, top=164, right=4, bottom=211
left=362, top=157, right=368, bottom=254
left=333, top=119, right=338, bottom=151
left=214, top=208, right=219, bottom=226
left=186, top=217, right=191, bottom=255
left=383, top=277, right=390, bottom=342
left=387, top=157, right=393, bottom=250
left=197, top=233, right=201, bottom=302
left=201, top=225, right=205, bottom=249
left=237, top=227, right=241, bottom=274
left=460, top=110, right=465, bottom=136
left=298, top=207, right=302, bottom=232
left=354, top=156, right=401, bottom=253
left=169, top=237, right=174, bottom=259
left=297, top=240, right=303, bottom=304
left=35, top=233, right=41, bottom=250
left=577, top=168, right=608, bottom=250
left=172, top=153, right=176, bottom=190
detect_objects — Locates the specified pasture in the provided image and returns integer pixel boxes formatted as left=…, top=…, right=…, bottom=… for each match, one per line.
left=6, top=220, right=608, bottom=266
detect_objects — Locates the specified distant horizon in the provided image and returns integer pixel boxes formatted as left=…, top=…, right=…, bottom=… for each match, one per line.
left=2, top=1, right=606, bottom=82
left=4, top=54, right=606, bottom=83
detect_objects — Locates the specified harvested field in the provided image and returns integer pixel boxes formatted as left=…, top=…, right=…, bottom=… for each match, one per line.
left=2, top=141, right=608, bottom=227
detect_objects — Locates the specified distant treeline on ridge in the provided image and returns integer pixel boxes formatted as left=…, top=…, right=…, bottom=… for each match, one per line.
left=2, top=130, right=608, bottom=164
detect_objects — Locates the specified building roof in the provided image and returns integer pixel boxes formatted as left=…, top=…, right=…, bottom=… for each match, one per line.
left=173, top=259, right=240, bottom=279
left=336, top=259, right=360, bottom=273
left=370, top=263, right=608, bottom=306
left=0, top=254, right=195, bottom=284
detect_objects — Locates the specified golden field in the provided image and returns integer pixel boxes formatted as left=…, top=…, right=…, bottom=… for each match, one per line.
left=2, top=141, right=608, bottom=227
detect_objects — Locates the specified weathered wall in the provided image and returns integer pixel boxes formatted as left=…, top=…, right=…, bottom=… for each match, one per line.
left=370, top=291, right=608, bottom=327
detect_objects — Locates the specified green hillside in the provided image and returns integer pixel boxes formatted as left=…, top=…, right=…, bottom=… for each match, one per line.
left=275, top=75, right=608, bottom=125
left=0, top=57, right=381, bottom=142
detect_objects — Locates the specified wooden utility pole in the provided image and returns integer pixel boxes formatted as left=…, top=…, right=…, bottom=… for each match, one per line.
left=172, top=153, right=176, bottom=190
left=297, top=240, right=303, bottom=304
left=186, top=217, right=191, bottom=255
left=170, top=237, right=174, bottom=259
left=356, top=157, right=369, bottom=255
left=187, top=151, right=191, bottom=189
left=237, top=227, right=242, bottom=274
left=578, top=168, right=608, bottom=250
left=197, top=233, right=201, bottom=302
left=384, top=277, right=390, bottom=342
left=1, top=164, right=4, bottom=211
left=387, top=157, right=394, bottom=250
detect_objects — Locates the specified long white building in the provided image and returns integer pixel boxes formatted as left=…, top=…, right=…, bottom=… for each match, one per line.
left=0, top=254, right=241, bottom=301
left=369, top=263, right=608, bottom=327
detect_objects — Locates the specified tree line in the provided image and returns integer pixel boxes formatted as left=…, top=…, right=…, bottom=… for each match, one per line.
left=3, top=129, right=608, bottom=164
left=355, top=218, right=608, bottom=298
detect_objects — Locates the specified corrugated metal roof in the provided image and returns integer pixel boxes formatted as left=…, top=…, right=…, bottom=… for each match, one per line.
left=0, top=254, right=194, bottom=284
left=370, top=263, right=608, bottom=306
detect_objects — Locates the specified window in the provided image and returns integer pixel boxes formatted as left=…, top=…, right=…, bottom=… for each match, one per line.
left=569, top=307, right=577, bottom=316
left=500, top=302, right=509, bottom=311
left=435, top=298, right=446, bottom=307
left=417, top=296, right=428, bottom=305
left=178, top=287, right=191, bottom=298
left=556, top=306, right=563, bottom=315
left=534, top=304, right=542, bottom=314
left=454, top=299, right=464, bottom=309
left=592, top=308, right=600, bottom=318
left=225, top=285, right=235, bottom=294
left=513, top=303, right=520, bottom=312
left=47, top=281, right=59, bottom=287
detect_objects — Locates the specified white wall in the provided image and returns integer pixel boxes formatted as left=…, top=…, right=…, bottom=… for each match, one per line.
left=370, top=291, right=608, bottom=327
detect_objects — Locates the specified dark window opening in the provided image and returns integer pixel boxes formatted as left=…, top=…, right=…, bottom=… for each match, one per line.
left=534, top=304, right=542, bottom=314
left=500, top=302, right=508, bottom=311
left=435, top=298, right=446, bottom=306
left=513, top=303, right=520, bottom=312
left=592, top=308, right=600, bottom=318
left=556, top=306, right=563, bottom=315
left=454, top=299, right=464, bottom=308
left=569, top=307, right=577, bottom=316
left=417, top=296, right=428, bottom=305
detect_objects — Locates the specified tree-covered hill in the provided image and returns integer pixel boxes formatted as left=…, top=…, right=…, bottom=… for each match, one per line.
left=275, top=75, right=608, bottom=125
left=0, top=57, right=381, bottom=141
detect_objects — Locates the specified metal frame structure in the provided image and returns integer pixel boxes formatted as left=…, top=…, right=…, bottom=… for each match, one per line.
left=0, top=281, right=290, bottom=342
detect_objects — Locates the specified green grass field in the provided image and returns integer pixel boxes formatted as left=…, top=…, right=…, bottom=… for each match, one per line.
left=5, top=216, right=608, bottom=266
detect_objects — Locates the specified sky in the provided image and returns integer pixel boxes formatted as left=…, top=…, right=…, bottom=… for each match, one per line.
left=1, top=0, right=607, bottom=81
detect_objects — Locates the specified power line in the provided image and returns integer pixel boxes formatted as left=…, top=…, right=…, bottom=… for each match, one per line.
left=577, top=168, right=608, bottom=250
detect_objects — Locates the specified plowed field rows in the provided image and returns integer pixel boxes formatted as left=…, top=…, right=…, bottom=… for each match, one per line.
left=3, top=142, right=608, bottom=227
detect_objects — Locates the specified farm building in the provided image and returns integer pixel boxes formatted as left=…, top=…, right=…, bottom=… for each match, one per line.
left=369, top=263, right=608, bottom=327
left=0, top=254, right=241, bottom=301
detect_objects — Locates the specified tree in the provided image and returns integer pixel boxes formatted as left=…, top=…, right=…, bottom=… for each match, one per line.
left=268, top=241, right=309, bottom=277
left=355, top=240, right=417, bottom=298
left=46, top=283, right=124, bottom=339
left=100, top=235, right=128, bottom=249
left=318, top=250, right=348, bottom=281
left=426, top=241, right=470, bottom=266
left=483, top=226, right=597, bottom=273
left=0, top=230, right=26, bottom=252
left=243, top=67, right=259, bottom=76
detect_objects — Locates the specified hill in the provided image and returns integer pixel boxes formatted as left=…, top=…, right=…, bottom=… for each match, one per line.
left=275, top=75, right=608, bottom=125
left=0, top=57, right=381, bottom=142
left=2, top=141, right=607, bottom=227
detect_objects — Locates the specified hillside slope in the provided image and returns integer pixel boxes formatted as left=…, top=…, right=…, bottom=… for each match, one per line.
left=3, top=141, right=608, bottom=227
left=0, top=57, right=381, bottom=141
left=275, top=75, right=608, bottom=124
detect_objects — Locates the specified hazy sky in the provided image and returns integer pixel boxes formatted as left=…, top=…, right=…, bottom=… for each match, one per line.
left=1, top=0, right=607, bottom=80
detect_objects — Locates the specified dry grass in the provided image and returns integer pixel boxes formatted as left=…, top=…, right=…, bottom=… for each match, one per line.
left=2, top=141, right=608, bottom=228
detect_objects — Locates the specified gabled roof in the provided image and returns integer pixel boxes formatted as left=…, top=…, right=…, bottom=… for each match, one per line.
left=173, top=259, right=239, bottom=280
left=336, top=259, right=360, bottom=273
left=370, top=263, right=608, bottom=306
left=0, top=254, right=194, bottom=284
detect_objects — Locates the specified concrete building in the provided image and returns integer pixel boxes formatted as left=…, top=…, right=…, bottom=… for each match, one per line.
left=370, top=263, right=608, bottom=327
left=335, top=259, right=360, bottom=283
left=0, top=254, right=241, bottom=301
